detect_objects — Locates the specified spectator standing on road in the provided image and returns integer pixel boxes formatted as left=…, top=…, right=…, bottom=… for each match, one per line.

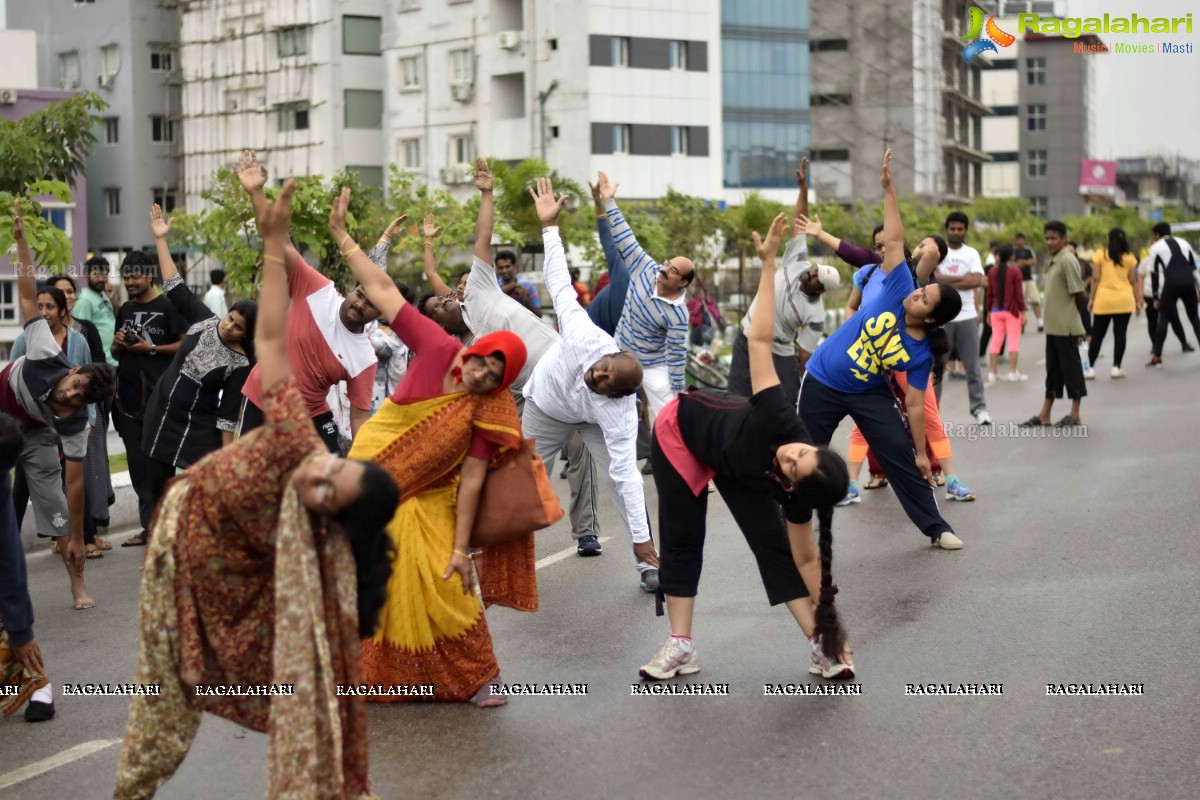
left=984, top=245, right=1027, bottom=384
left=1146, top=222, right=1200, bottom=369
left=73, top=256, right=120, bottom=367
left=638, top=211, right=852, bottom=684
left=495, top=250, right=542, bottom=316
left=1020, top=220, right=1087, bottom=429
left=141, top=204, right=257, bottom=515
left=728, top=158, right=839, bottom=405
left=1087, top=228, right=1140, bottom=379
left=114, top=181, right=399, bottom=800
left=936, top=211, right=992, bottom=426
left=202, top=269, right=228, bottom=319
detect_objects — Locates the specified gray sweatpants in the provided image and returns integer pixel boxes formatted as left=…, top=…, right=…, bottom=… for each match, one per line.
left=937, top=318, right=989, bottom=417
left=21, top=425, right=72, bottom=538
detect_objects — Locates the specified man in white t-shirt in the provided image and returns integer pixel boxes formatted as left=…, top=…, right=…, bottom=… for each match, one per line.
left=935, top=212, right=992, bottom=425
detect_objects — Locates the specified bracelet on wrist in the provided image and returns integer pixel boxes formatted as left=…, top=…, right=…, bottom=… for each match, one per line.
left=453, top=548, right=473, bottom=560
left=341, top=244, right=361, bottom=259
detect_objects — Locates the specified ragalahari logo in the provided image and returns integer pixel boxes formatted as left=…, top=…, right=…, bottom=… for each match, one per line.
left=962, top=7, right=1016, bottom=63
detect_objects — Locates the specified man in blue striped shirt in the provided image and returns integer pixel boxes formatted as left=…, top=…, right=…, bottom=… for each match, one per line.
left=600, top=173, right=692, bottom=421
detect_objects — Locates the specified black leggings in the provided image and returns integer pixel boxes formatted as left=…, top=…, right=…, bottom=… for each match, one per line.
left=1145, top=296, right=1189, bottom=350
left=798, top=377, right=952, bottom=540
left=649, top=433, right=809, bottom=604
left=1153, top=286, right=1200, bottom=358
left=1088, top=313, right=1131, bottom=368
left=241, top=401, right=341, bottom=454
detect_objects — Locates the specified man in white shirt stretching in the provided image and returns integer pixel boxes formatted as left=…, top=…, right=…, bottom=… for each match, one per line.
left=522, top=177, right=661, bottom=593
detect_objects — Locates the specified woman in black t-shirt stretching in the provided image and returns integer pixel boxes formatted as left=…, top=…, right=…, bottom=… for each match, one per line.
left=638, top=213, right=852, bottom=682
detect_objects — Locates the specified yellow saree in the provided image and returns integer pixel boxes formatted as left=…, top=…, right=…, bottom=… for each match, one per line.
left=349, top=391, right=538, bottom=702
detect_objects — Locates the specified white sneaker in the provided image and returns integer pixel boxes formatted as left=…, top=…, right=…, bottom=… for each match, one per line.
left=1007, top=370, right=1029, bottom=382
left=934, top=531, right=963, bottom=550
left=808, top=639, right=855, bottom=680
left=974, top=410, right=993, bottom=426
left=639, top=637, right=700, bottom=680
left=985, top=372, right=996, bottom=385
left=1083, top=368, right=1096, bottom=380
left=1111, top=367, right=1125, bottom=379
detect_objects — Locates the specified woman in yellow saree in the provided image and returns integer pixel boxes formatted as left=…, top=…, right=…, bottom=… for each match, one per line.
left=333, top=187, right=537, bottom=707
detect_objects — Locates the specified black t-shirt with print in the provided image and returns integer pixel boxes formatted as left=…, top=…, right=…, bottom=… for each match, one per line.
left=676, top=385, right=814, bottom=523
left=114, top=294, right=188, bottom=417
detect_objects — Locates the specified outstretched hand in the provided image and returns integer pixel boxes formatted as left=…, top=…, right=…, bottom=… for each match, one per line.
left=597, top=171, right=618, bottom=202
left=329, top=186, right=351, bottom=237
left=473, top=156, right=493, bottom=191
left=796, top=155, right=809, bottom=186
left=753, top=212, right=788, bottom=262
left=382, top=215, right=409, bottom=240
left=881, top=148, right=893, bottom=191
left=794, top=212, right=822, bottom=238
left=10, top=201, right=25, bottom=241
left=260, top=180, right=298, bottom=242
left=422, top=213, right=441, bottom=240
left=149, top=204, right=172, bottom=239
left=528, top=177, right=569, bottom=227
left=236, top=149, right=268, bottom=193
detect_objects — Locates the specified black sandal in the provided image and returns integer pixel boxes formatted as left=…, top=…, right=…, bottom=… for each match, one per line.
left=1053, top=415, right=1081, bottom=428
left=121, top=535, right=148, bottom=547
left=1018, top=416, right=1047, bottom=427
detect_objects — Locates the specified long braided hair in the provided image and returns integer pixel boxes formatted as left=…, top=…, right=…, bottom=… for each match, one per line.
left=815, top=504, right=846, bottom=658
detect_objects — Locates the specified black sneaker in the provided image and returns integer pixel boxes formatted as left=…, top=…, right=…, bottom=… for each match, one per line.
left=576, top=535, right=602, bottom=556
left=1184, top=343, right=1196, bottom=352
left=25, top=699, right=55, bottom=722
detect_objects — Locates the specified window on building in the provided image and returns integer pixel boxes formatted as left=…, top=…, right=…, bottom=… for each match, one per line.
left=449, top=49, right=473, bottom=84
left=40, top=207, right=71, bottom=238
left=1026, top=150, right=1047, bottom=178
left=152, top=189, right=178, bottom=213
left=810, top=39, right=850, bottom=52
left=400, top=138, right=423, bottom=170
left=669, top=41, right=688, bottom=70
left=1025, top=57, right=1046, bottom=85
left=399, top=56, right=421, bottom=90
left=991, top=151, right=1019, bottom=162
left=58, top=51, right=81, bottom=89
left=612, top=124, right=631, bottom=154
left=449, top=134, right=475, bottom=165
left=812, top=93, right=852, bottom=106
left=991, top=105, right=1018, bottom=116
left=1031, top=197, right=1049, bottom=218
left=0, top=281, right=17, bottom=324
left=343, top=15, right=382, bottom=55
left=100, top=43, right=121, bottom=79
left=104, top=188, right=121, bottom=217
left=812, top=148, right=850, bottom=161
left=610, top=37, right=630, bottom=67
left=345, top=90, right=384, bottom=129
left=1026, top=103, right=1047, bottom=132
left=278, top=103, right=310, bottom=132
left=991, top=58, right=1017, bottom=69
left=349, top=166, right=384, bottom=189
left=150, top=47, right=173, bottom=72
left=671, top=126, right=689, bottom=155
left=277, top=26, right=309, bottom=58
left=150, top=115, right=176, bottom=143
left=104, top=117, right=119, bottom=145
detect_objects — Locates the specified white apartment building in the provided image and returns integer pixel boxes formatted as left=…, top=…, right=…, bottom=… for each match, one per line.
left=383, top=0, right=724, bottom=203
left=980, top=48, right=1020, bottom=199
left=180, top=0, right=386, bottom=211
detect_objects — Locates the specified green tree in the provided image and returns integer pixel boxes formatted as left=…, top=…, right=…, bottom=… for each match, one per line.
left=0, top=93, right=107, bottom=269
left=721, top=191, right=786, bottom=256
left=490, top=157, right=589, bottom=249
left=655, top=188, right=725, bottom=270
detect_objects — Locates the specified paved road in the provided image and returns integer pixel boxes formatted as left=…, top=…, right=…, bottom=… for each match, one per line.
left=4, top=318, right=1198, bottom=800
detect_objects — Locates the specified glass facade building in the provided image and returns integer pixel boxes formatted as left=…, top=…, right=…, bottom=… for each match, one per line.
left=721, top=0, right=810, bottom=188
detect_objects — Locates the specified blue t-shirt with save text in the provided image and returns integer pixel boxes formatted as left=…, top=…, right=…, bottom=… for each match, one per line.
left=806, top=262, right=933, bottom=392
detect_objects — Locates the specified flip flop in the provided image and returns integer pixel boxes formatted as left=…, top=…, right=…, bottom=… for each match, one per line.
left=94, top=536, right=112, bottom=551
left=1019, top=416, right=1047, bottom=428
left=864, top=476, right=888, bottom=490
left=1054, top=415, right=1081, bottom=428
left=85, top=544, right=104, bottom=559
left=934, top=474, right=946, bottom=487
left=122, top=535, right=148, bottom=547
left=50, top=539, right=61, bottom=555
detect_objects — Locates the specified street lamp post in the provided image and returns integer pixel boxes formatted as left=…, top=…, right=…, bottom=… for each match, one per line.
left=538, top=80, right=559, bottom=162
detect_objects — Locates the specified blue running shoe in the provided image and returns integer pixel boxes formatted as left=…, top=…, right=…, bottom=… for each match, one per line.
left=836, top=481, right=861, bottom=506
left=945, top=478, right=976, bottom=502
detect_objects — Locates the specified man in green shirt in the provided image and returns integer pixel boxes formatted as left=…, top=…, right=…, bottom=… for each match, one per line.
left=72, top=256, right=120, bottom=367
left=1021, top=220, right=1087, bottom=428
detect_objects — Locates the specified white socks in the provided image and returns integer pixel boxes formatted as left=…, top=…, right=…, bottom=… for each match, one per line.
left=31, top=683, right=53, bottom=704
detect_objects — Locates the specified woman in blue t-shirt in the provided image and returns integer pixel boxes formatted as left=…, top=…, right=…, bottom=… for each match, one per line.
left=800, top=151, right=964, bottom=550
left=638, top=212, right=852, bottom=684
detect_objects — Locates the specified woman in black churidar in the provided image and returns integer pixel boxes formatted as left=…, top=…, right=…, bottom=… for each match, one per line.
left=638, top=212, right=853, bottom=683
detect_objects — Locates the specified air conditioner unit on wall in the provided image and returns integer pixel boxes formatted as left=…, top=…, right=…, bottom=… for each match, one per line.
left=97, top=73, right=113, bottom=88
left=456, top=163, right=474, bottom=182
left=0, top=89, right=17, bottom=105
left=451, top=82, right=473, bottom=102
left=498, top=31, right=520, bottom=50
left=440, top=167, right=462, bottom=185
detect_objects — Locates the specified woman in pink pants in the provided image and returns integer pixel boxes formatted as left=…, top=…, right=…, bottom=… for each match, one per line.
left=986, top=245, right=1027, bottom=383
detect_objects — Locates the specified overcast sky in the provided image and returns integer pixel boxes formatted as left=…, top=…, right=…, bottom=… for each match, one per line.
left=1063, top=0, right=1199, bottom=160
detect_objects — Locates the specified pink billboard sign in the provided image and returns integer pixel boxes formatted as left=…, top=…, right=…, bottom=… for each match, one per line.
left=1080, top=159, right=1117, bottom=196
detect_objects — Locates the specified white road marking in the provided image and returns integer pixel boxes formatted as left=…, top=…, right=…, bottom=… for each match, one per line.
left=535, top=537, right=613, bottom=570
left=0, top=739, right=122, bottom=791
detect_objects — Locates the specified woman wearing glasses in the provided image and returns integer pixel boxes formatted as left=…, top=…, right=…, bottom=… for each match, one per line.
left=139, top=204, right=258, bottom=524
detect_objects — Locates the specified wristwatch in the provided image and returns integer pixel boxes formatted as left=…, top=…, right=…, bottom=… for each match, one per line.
left=150, top=343, right=158, bottom=356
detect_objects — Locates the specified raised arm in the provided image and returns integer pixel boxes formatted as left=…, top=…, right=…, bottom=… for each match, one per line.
left=879, top=150, right=905, bottom=274
left=149, top=205, right=215, bottom=326
left=330, top=187, right=406, bottom=323
left=416, top=214, right=452, bottom=297
left=367, top=213, right=407, bottom=272
left=748, top=213, right=789, bottom=395
left=796, top=213, right=877, bottom=268
left=603, top=173, right=658, bottom=277
left=473, top=157, right=495, bottom=264
left=529, top=177, right=580, bottom=330
left=793, top=156, right=810, bottom=221
left=11, top=204, right=37, bottom=322
left=257, top=181, right=299, bottom=394
left=590, top=178, right=622, bottom=275
left=237, top=149, right=303, bottom=274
